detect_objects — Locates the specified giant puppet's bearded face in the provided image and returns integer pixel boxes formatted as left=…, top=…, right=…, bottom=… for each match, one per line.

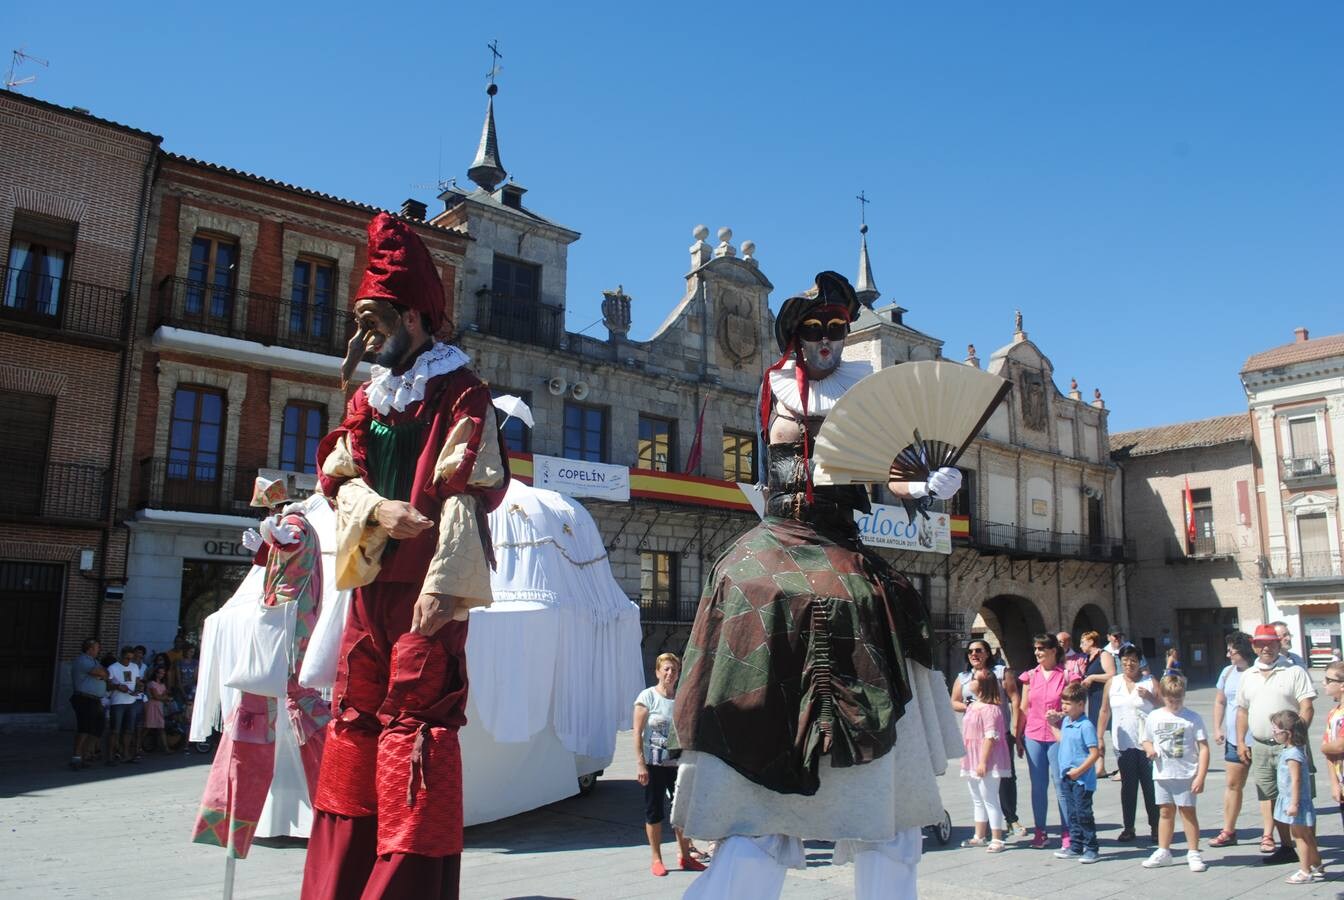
left=796, top=312, right=849, bottom=380
left=349, top=298, right=423, bottom=369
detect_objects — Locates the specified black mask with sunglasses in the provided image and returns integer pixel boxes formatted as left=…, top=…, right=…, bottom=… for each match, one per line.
left=796, top=318, right=849, bottom=342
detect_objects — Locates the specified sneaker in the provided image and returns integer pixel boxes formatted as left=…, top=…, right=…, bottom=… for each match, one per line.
left=1061, top=835, right=1071, bottom=852
left=1080, top=850, right=1101, bottom=864
left=1030, top=830, right=1049, bottom=849
left=1116, top=828, right=1136, bottom=842
left=1142, top=848, right=1174, bottom=868
left=1265, top=845, right=1300, bottom=866
left=1187, top=851, right=1207, bottom=873
left=1054, top=849, right=1079, bottom=859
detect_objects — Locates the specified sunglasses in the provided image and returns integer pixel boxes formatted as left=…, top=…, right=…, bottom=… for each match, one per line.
left=1326, top=677, right=1344, bottom=684
left=797, top=318, right=848, bottom=342
left=968, top=647, right=988, bottom=655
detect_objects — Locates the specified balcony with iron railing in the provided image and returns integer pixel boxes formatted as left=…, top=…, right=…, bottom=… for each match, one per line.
left=1281, top=452, right=1334, bottom=483
left=154, top=276, right=354, bottom=357
left=137, top=457, right=262, bottom=518
left=970, top=520, right=1134, bottom=562
left=637, top=594, right=699, bottom=624
left=0, top=462, right=108, bottom=522
left=1262, top=550, right=1344, bottom=583
left=1166, top=532, right=1238, bottom=563
left=0, top=263, right=128, bottom=344
left=475, top=292, right=563, bottom=349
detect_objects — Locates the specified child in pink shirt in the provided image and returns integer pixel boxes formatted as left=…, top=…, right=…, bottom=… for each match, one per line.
left=962, top=668, right=1014, bottom=852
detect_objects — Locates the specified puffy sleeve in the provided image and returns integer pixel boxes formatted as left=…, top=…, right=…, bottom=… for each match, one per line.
left=420, top=401, right=506, bottom=609
left=321, top=434, right=390, bottom=590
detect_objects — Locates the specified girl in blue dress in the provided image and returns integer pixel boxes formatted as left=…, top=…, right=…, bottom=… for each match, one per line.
left=1271, top=710, right=1321, bottom=884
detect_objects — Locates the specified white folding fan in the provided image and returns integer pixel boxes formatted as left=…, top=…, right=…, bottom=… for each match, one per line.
left=811, top=361, right=1010, bottom=486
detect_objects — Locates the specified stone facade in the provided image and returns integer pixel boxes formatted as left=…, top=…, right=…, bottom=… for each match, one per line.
left=0, top=93, right=160, bottom=723
left=1243, top=328, right=1344, bottom=664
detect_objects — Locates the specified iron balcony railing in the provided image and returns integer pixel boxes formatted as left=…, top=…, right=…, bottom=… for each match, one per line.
left=1281, top=452, right=1333, bottom=481
left=1167, top=532, right=1237, bottom=561
left=971, top=520, right=1134, bottom=562
left=0, top=462, right=108, bottom=521
left=155, top=276, right=354, bottom=357
left=0, top=262, right=128, bottom=342
left=1263, top=550, right=1344, bottom=582
left=638, top=595, right=699, bottom=624
left=476, top=292, right=563, bottom=349
left=137, top=457, right=261, bottom=518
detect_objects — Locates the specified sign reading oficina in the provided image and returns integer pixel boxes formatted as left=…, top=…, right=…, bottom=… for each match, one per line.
left=532, top=453, right=631, bottom=502
left=854, top=503, right=952, bottom=555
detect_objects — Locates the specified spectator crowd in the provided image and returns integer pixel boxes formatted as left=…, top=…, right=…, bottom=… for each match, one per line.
left=67, top=631, right=209, bottom=770
left=951, top=622, right=1339, bottom=886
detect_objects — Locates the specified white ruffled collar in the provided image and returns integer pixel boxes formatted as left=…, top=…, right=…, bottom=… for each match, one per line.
left=769, top=358, right=871, bottom=418
left=365, top=342, right=470, bottom=415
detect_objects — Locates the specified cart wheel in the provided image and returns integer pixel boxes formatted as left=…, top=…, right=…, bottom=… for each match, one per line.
left=935, top=810, right=952, bottom=845
left=577, top=772, right=599, bottom=796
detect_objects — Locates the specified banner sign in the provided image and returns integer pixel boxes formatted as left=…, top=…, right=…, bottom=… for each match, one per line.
left=531, top=454, right=630, bottom=502
left=854, top=503, right=952, bottom=555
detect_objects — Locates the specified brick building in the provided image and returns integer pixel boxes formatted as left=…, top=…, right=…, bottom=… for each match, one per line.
left=118, top=155, right=467, bottom=657
left=1243, top=328, right=1344, bottom=665
left=1111, top=415, right=1263, bottom=682
left=0, top=92, right=160, bottom=724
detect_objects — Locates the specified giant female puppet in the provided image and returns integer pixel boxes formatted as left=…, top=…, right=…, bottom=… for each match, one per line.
left=300, top=213, right=508, bottom=900
left=671, top=272, right=963, bottom=899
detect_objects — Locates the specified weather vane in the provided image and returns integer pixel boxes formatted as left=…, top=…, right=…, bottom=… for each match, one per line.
left=486, top=39, right=503, bottom=89
left=856, top=190, right=871, bottom=232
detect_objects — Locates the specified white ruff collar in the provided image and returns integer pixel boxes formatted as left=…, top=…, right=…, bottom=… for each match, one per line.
left=769, top=358, right=872, bottom=418
left=365, top=342, right=470, bottom=415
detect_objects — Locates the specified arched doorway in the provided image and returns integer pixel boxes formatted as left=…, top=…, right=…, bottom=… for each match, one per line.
left=1071, top=603, right=1110, bottom=644
left=979, top=595, right=1048, bottom=673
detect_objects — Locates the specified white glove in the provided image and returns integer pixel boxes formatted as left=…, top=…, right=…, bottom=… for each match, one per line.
left=260, top=516, right=300, bottom=546
left=911, top=467, right=963, bottom=501
left=241, top=529, right=262, bottom=552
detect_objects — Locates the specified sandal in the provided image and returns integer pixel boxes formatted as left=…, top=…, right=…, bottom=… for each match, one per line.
left=987, top=839, right=1007, bottom=853
left=960, top=837, right=987, bottom=848
left=1208, top=830, right=1238, bottom=847
left=1286, top=869, right=1314, bottom=885
left=1259, top=834, right=1277, bottom=854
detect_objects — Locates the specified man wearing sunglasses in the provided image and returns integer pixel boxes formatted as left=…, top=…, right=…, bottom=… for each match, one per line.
left=673, top=272, right=964, bottom=899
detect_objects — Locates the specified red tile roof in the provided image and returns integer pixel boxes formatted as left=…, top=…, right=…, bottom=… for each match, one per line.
left=1243, top=332, right=1344, bottom=373
left=1109, top=413, right=1252, bottom=459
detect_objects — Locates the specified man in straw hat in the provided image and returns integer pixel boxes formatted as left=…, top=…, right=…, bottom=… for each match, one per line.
left=300, top=213, right=509, bottom=899
left=1235, top=623, right=1317, bottom=866
left=671, top=272, right=963, bottom=899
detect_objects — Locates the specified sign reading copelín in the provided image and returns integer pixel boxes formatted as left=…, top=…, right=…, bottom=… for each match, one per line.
left=532, top=454, right=631, bottom=502
left=854, top=503, right=952, bottom=555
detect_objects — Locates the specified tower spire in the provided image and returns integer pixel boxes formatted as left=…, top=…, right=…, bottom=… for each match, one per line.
left=854, top=190, right=879, bottom=307
left=467, top=40, right=507, bottom=193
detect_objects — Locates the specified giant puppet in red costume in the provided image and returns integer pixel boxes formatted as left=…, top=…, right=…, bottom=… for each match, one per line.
left=300, top=213, right=508, bottom=900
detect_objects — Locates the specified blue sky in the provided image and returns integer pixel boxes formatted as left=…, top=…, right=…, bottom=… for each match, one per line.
left=6, top=2, right=1341, bottom=431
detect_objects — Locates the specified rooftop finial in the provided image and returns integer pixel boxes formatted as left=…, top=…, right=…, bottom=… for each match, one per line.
left=468, top=40, right=507, bottom=192
left=854, top=190, right=879, bottom=307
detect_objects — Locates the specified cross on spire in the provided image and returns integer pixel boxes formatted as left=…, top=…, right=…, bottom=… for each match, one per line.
left=486, top=39, right=503, bottom=89
left=856, top=190, right=870, bottom=231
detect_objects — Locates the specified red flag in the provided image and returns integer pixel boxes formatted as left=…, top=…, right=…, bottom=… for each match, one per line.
left=1184, top=476, right=1196, bottom=543
left=684, top=399, right=708, bottom=473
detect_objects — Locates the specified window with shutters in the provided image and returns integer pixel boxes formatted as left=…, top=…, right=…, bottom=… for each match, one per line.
left=1284, top=416, right=1326, bottom=479
left=1296, top=514, right=1334, bottom=577
left=1188, top=488, right=1215, bottom=556
left=185, top=234, right=238, bottom=323
left=0, top=392, right=55, bottom=515
left=165, top=386, right=225, bottom=509
left=290, top=256, right=335, bottom=341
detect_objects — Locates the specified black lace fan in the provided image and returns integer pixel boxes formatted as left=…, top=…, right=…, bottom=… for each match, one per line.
left=811, top=361, right=1011, bottom=485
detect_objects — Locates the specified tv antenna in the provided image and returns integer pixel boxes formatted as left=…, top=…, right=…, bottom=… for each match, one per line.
left=5, top=48, right=48, bottom=91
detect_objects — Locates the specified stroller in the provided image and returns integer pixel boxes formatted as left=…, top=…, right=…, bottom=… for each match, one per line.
left=923, top=809, right=952, bottom=846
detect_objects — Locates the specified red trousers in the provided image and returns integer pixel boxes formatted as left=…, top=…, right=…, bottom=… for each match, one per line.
left=301, top=580, right=469, bottom=899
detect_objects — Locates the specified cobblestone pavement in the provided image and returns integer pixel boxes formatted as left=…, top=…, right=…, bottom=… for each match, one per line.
left=2, top=682, right=1340, bottom=899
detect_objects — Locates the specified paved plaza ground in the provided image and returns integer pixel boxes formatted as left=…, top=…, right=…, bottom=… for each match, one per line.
left=2, top=681, right=1341, bottom=898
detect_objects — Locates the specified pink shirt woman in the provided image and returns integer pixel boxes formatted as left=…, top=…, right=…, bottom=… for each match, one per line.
left=1019, top=665, right=1078, bottom=742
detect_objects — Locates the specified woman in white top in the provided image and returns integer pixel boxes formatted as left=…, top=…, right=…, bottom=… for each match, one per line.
left=633, top=652, right=705, bottom=878
left=1096, top=644, right=1160, bottom=842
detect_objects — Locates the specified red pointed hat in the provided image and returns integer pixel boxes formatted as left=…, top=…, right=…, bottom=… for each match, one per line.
left=356, top=212, right=445, bottom=333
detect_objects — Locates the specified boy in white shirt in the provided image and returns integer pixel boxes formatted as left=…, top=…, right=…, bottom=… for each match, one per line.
left=1141, top=675, right=1211, bottom=872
